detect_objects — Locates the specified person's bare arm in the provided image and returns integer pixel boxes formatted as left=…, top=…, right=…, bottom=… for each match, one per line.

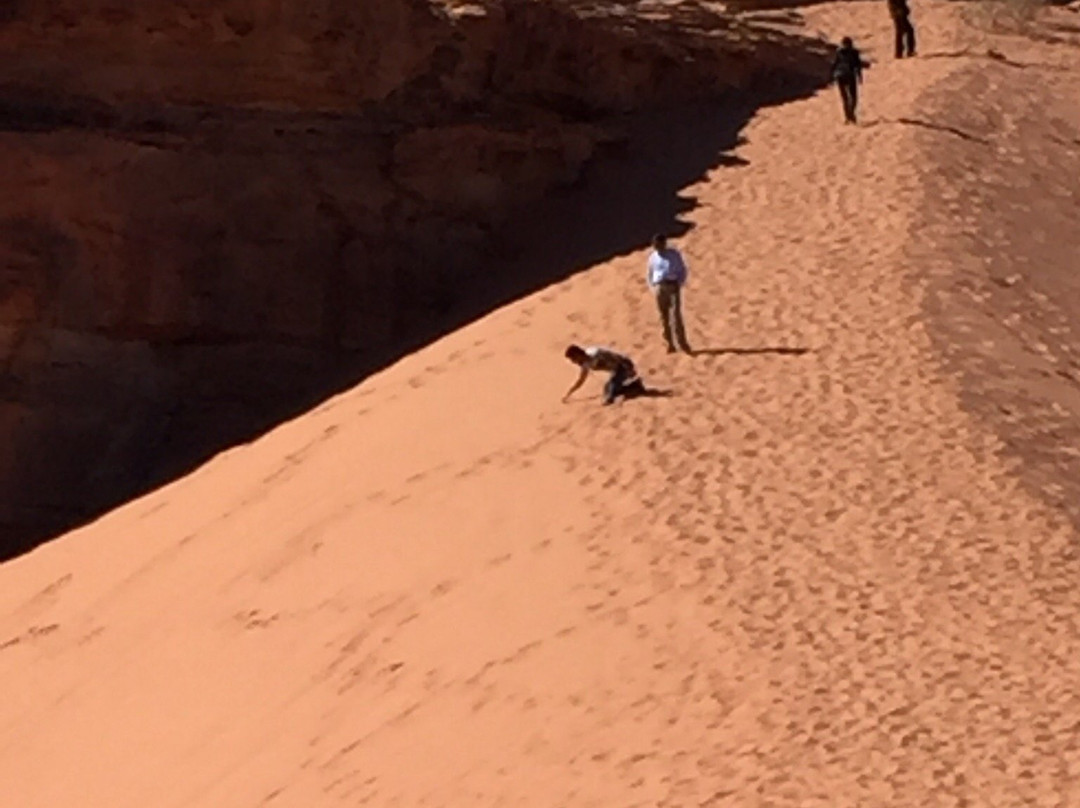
left=562, top=368, right=589, bottom=402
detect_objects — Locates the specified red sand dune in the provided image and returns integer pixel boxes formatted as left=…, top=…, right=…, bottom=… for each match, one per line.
left=4, top=2, right=1080, bottom=805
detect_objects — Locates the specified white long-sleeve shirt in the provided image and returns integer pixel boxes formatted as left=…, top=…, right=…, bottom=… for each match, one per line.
left=647, top=247, right=688, bottom=287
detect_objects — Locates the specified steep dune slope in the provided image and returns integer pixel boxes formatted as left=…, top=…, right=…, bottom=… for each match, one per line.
left=3, top=2, right=1080, bottom=806
left=0, top=0, right=829, bottom=556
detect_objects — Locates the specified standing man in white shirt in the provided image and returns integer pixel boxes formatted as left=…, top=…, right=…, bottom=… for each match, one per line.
left=646, top=233, right=693, bottom=354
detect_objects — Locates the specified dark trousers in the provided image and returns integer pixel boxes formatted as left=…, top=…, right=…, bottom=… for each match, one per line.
left=603, top=361, right=644, bottom=405
left=893, top=17, right=916, bottom=58
left=838, top=78, right=858, bottom=123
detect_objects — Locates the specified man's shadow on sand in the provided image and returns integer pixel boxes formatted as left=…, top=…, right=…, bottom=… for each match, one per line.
left=621, top=386, right=676, bottom=401
left=690, top=346, right=810, bottom=357
left=603, top=347, right=810, bottom=404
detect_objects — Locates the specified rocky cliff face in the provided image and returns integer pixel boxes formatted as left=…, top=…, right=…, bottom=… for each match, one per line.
left=0, top=0, right=830, bottom=557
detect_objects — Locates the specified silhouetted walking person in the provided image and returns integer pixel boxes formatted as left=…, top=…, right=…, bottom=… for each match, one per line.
left=831, top=37, right=868, bottom=124
left=888, top=0, right=916, bottom=58
left=563, top=345, right=646, bottom=405
left=646, top=234, right=692, bottom=354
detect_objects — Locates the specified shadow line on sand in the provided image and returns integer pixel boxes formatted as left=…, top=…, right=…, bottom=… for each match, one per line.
left=861, top=116, right=991, bottom=144
left=624, top=387, right=676, bottom=400
left=915, top=48, right=1070, bottom=72
left=692, top=346, right=811, bottom=357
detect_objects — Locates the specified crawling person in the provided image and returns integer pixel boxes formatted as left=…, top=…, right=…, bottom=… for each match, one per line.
left=562, top=344, right=647, bottom=405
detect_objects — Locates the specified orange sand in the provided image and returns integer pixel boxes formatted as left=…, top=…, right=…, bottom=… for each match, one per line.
left=4, top=2, right=1080, bottom=805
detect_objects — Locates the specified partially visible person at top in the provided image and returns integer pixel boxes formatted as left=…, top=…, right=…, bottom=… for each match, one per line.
left=646, top=233, right=693, bottom=354
left=562, top=344, right=646, bottom=405
left=831, top=37, right=870, bottom=125
left=887, top=0, right=917, bottom=58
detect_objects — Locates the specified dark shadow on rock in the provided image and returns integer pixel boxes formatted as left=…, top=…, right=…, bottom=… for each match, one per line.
left=0, top=68, right=829, bottom=562
left=717, top=152, right=751, bottom=168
